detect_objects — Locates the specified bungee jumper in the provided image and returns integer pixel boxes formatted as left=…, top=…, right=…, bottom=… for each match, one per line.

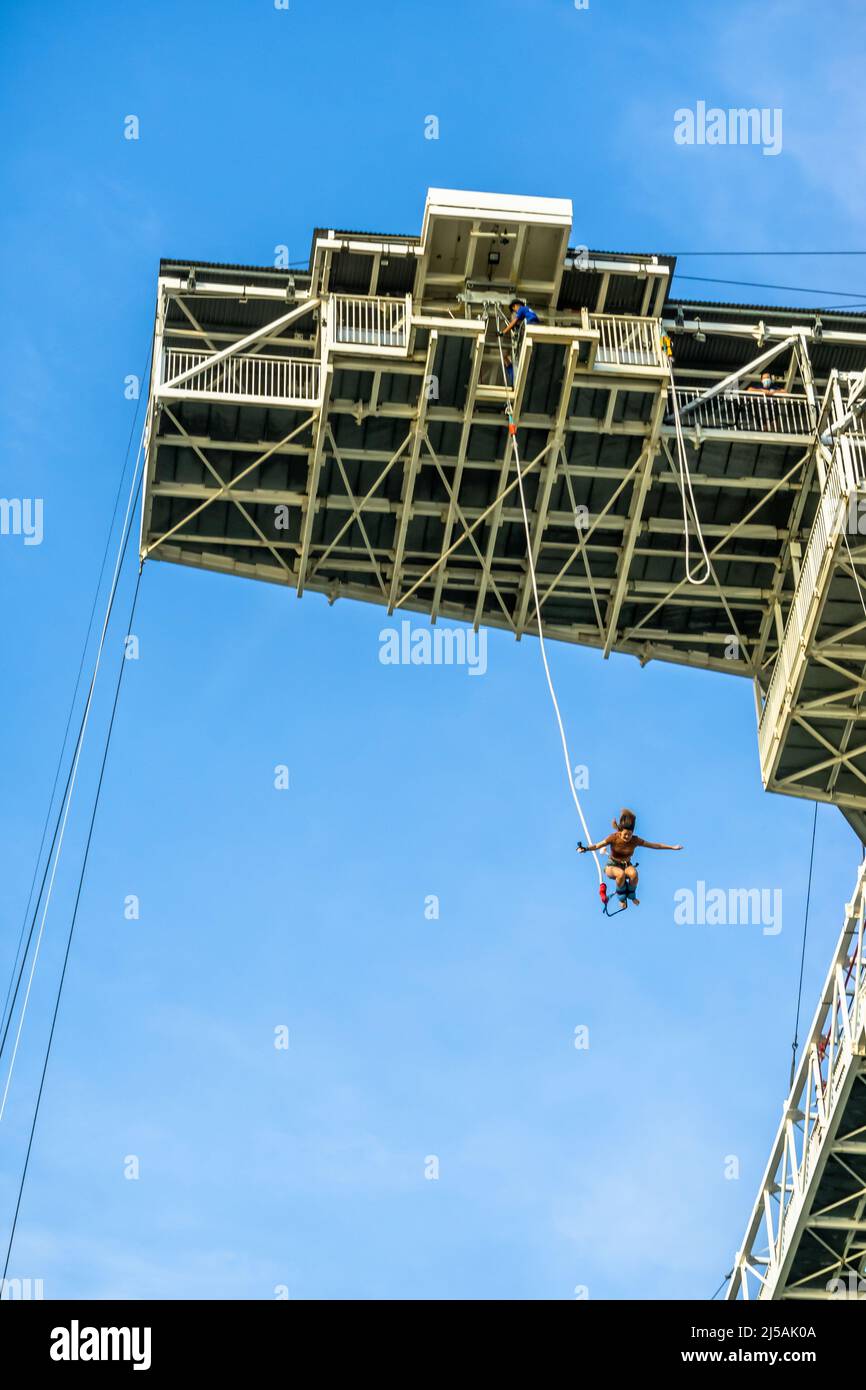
left=577, top=808, right=683, bottom=913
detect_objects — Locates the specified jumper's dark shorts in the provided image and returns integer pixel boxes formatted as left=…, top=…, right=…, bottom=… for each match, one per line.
left=606, top=857, right=632, bottom=871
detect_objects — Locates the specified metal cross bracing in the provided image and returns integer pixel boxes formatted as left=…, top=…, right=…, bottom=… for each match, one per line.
left=139, top=189, right=866, bottom=824
left=727, top=858, right=866, bottom=1301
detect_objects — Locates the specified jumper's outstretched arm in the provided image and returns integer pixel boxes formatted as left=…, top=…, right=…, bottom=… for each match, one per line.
left=577, top=836, right=612, bottom=854
left=641, top=840, right=683, bottom=851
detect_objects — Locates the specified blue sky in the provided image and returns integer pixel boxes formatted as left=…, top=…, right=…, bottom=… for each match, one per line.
left=1, top=0, right=865, bottom=1300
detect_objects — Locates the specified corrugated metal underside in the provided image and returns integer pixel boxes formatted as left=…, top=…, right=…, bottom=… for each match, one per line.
left=144, top=316, right=817, bottom=672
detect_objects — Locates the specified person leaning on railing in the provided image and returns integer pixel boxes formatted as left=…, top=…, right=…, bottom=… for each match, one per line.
left=739, top=370, right=783, bottom=429
left=746, top=369, right=783, bottom=394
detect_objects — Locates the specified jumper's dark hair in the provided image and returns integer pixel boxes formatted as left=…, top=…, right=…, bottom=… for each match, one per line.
left=508, top=298, right=524, bottom=310
left=613, top=808, right=636, bottom=831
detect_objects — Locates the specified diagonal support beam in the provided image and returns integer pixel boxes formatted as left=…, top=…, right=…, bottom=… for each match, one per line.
left=673, top=335, right=797, bottom=424
left=622, top=451, right=810, bottom=645
left=561, top=466, right=605, bottom=636
left=514, top=344, right=580, bottom=636
left=661, top=439, right=753, bottom=665
left=431, top=333, right=485, bottom=622
left=143, top=413, right=316, bottom=559
left=602, top=387, right=667, bottom=657
left=161, top=298, right=320, bottom=390
left=326, top=425, right=389, bottom=600
left=537, top=454, right=647, bottom=612
left=387, top=333, right=438, bottom=612
left=296, top=368, right=333, bottom=595
left=781, top=718, right=866, bottom=790
left=473, top=334, right=534, bottom=627
left=394, top=448, right=546, bottom=613
left=307, top=430, right=413, bottom=581
left=159, top=408, right=294, bottom=580
left=425, top=432, right=514, bottom=629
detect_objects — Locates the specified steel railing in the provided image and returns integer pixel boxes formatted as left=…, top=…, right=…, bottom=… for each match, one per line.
left=844, top=431, right=866, bottom=486
left=161, top=349, right=320, bottom=404
left=330, top=294, right=410, bottom=350
left=758, top=433, right=866, bottom=768
left=588, top=313, right=665, bottom=369
left=671, top=386, right=815, bottom=437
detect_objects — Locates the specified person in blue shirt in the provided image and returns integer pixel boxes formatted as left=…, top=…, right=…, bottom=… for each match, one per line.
left=499, top=300, right=539, bottom=391
left=500, top=298, right=540, bottom=336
